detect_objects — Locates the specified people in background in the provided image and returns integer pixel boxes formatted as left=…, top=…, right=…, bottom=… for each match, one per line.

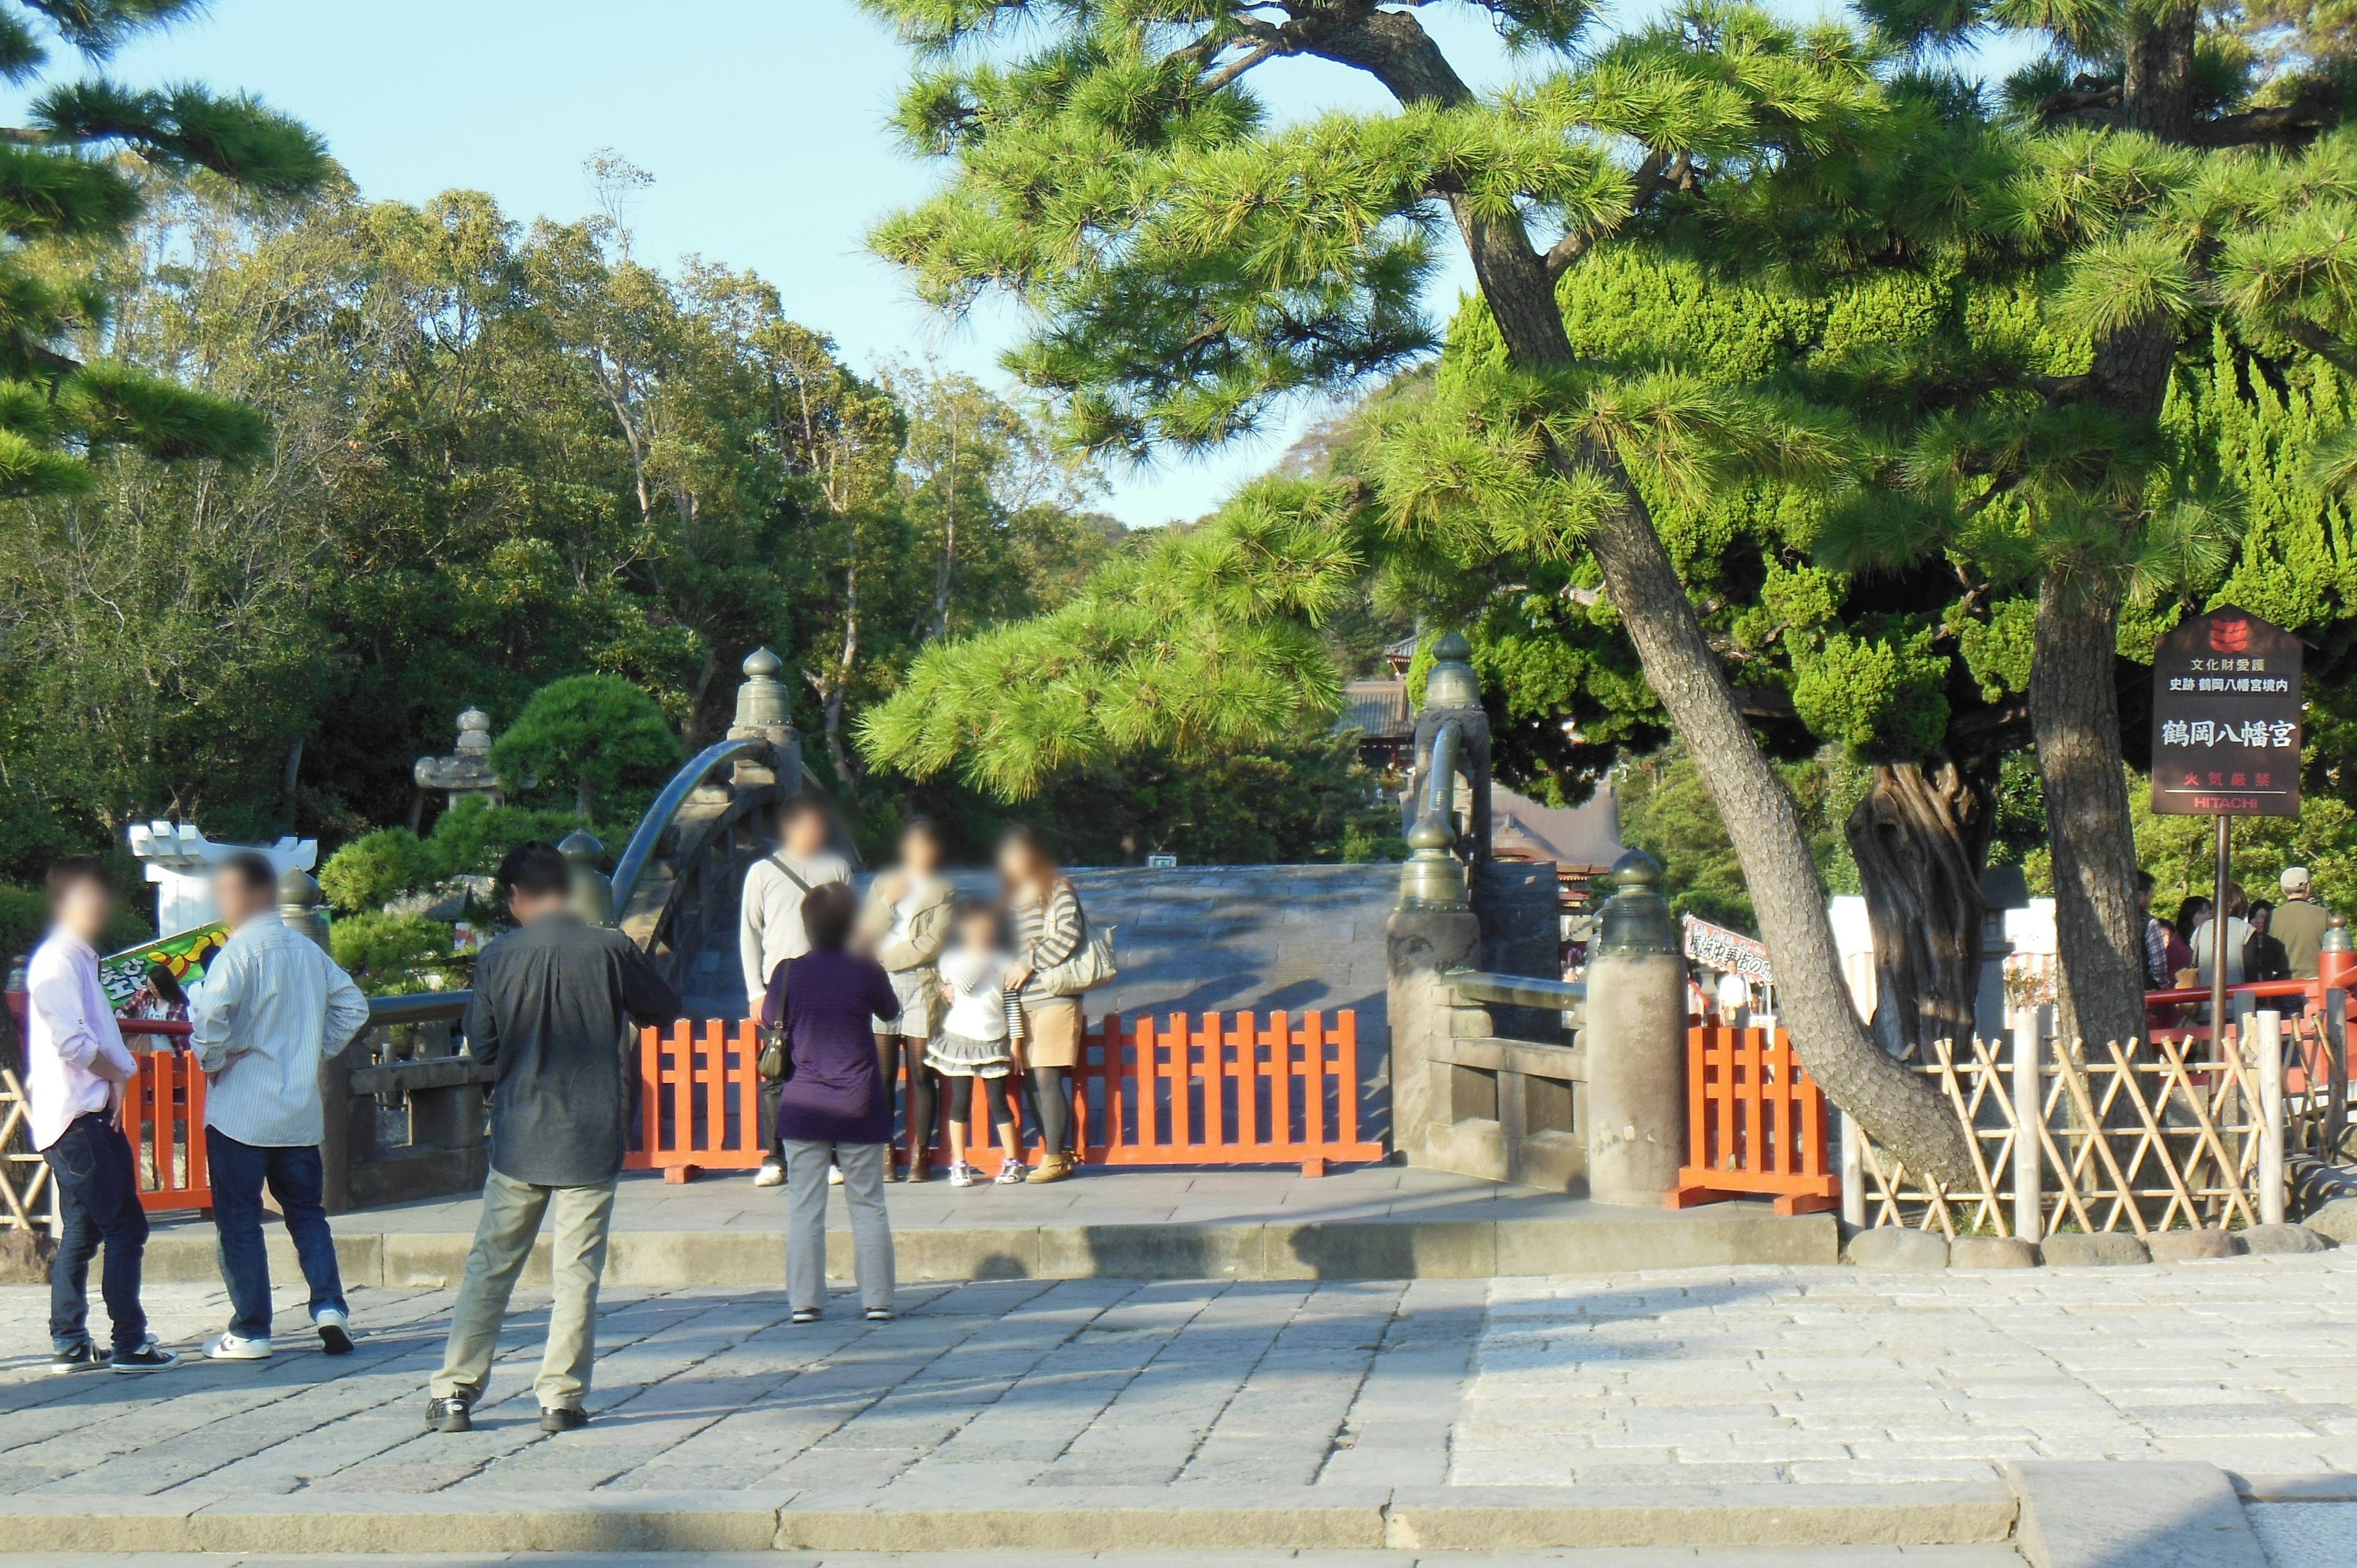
left=2173, top=895, right=2213, bottom=975
left=189, top=851, right=371, bottom=1362
left=861, top=817, right=953, bottom=1183
left=929, top=895, right=1026, bottom=1188
left=2192, top=886, right=2253, bottom=989
left=23, top=858, right=176, bottom=1375
left=2139, top=871, right=2177, bottom=991
left=767, top=882, right=900, bottom=1323
left=427, top=842, right=680, bottom=1436
left=739, top=791, right=850, bottom=1188
left=2245, top=900, right=2293, bottom=984
left=999, top=826, right=1086, bottom=1183
left=2272, top=867, right=2332, bottom=981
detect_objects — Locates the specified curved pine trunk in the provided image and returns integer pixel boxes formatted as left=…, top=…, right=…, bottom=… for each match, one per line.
left=1310, top=4, right=1977, bottom=1183
left=1583, top=493, right=1974, bottom=1181
left=2029, top=577, right=2148, bottom=1051
left=1846, top=756, right=1995, bottom=1056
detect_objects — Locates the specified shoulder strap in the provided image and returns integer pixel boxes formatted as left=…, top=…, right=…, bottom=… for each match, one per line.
left=768, top=852, right=812, bottom=896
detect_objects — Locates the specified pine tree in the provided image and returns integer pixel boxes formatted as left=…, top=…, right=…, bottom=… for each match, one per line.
left=0, top=1, right=328, bottom=496
left=859, top=0, right=1978, bottom=1177
left=1855, top=0, right=2355, bottom=1049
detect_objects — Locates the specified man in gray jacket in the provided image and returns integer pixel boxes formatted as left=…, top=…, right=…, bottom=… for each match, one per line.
left=427, top=842, right=679, bottom=1435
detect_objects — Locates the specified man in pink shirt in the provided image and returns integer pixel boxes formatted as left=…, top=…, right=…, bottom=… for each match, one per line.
left=24, top=859, right=177, bottom=1375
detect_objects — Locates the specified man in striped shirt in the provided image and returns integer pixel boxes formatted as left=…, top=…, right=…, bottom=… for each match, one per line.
left=190, top=852, right=371, bottom=1362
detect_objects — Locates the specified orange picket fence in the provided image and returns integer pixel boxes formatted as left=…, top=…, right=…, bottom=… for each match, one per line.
left=1668, top=1023, right=1840, bottom=1216
left=627, top=1019, right=767, bottom=1182
left=625, top=1010, right=1381, bottom=1182
left=121, top=1022, right=212, bottom=1214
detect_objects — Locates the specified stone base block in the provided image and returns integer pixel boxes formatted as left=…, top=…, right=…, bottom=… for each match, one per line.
left=2148, top=1229, right=2239, bottom=1263
left=2041, top=1232, right=2150, bottom=1267
left=1843, top=1227, right=1949, bottom=1269
left=1950, top=1236, right=2041, bottom=1269
left=2240, top=1221, right=2329, bottom=1254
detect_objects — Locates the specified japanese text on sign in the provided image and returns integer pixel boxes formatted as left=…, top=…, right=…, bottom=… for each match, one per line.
left=2149, top=607, right=2304, bottom=818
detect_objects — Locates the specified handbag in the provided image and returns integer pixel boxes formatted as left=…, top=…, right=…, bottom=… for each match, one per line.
left=756, top=966, right=793, bottom=1084
left=1035, top=924, right=1119, bottom=996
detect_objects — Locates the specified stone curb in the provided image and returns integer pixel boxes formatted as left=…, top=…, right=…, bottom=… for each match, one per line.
left=2008, top=1461, right=2266, bottom=1568
left=0, top=1480, right=2018, bottom=1554
left=141, top=1208, right=1838, bottom=1288
left=1841, top=1222, right=2334, bottom=1270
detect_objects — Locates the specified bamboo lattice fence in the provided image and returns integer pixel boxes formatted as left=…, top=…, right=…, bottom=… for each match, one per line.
left=1850, top=1013, right=2336, bottom=1238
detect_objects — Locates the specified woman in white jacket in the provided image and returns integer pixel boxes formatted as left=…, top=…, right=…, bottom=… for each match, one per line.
left=858, top=818, right=954, bottom=1181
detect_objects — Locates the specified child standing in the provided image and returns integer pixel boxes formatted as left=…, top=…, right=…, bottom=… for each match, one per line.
left=929, top=898, right=1027, bottom=1188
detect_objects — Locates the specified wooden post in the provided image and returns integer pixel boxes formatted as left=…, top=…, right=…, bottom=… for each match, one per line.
left=2256, top=1008, right=2286, bottom=1227
left=2011, top=1013, right=2042, bottom=1242
left=1839, top=1108, right=1864, bottom=1227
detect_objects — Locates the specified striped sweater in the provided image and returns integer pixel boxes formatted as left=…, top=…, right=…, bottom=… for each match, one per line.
left=1010, top=879, right=1083, bottom=999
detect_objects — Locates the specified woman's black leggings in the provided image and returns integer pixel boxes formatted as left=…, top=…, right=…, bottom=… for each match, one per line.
left=877, top=1034, right=936, bottom=1150
left=1030, top=1067, right=1072, bottom=1156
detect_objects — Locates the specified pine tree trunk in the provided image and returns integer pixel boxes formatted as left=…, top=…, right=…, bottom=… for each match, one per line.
left=2019, top=9, right=2200, bottom=1051
left=1315, top=2, right=1975, bottom=1181
left=2030, top=577, right=2148, bottom=1048
left=1846, top=755, right=1995, bottom=1056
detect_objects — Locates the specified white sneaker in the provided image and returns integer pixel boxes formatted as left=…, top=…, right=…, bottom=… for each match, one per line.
left=207, top=1332, right=272, bottom=1361
left=314, top=1307, right=354, bottom=1356
left=753, top=1161, right=785, bottom=1188
left=828, top=1164, right=845, bottom=1186
left=948, top=1162, right=975, bottom=1188
left=994, top=1159, right=1029, bottom=1185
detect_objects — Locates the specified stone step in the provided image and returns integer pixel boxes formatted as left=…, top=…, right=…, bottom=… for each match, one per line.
left=0, top=1480, right=2019, bottom=1556
left=136, top=1207, right=1835, bottom=1289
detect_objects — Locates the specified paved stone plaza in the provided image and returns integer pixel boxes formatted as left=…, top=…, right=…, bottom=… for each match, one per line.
left=0, top=1249, right=2355, bottom=1563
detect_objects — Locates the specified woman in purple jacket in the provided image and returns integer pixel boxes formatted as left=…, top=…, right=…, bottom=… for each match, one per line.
left=764, top=882, right=901, bottom=1323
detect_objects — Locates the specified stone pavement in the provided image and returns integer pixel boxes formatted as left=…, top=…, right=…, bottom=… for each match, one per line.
left=21, top=1552, right=2025, bottom=1567
left=2, top=1252, right=2355, bottom=1555
left=1460, top=1250, right=2357, bottom=1486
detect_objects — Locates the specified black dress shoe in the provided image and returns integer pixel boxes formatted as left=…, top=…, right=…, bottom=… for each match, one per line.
left=540, top=1405, right=589, bottom=1432
left=425, top=1396, right=474, bottom=1433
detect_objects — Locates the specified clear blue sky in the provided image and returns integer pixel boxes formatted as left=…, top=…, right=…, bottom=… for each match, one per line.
left=94, top=2, right=2027, bottom=528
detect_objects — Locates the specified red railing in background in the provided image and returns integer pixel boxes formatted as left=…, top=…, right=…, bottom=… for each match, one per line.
left=118, top=1019, right=210, bottom=1214
left=625, top=1009, right=1380, bottom=1183
left=1670, top=1023, right=1840, bottom=1216
left=1, top=995, right=211, bottom=1218
left=627, top=1018, right=765, bottom=1183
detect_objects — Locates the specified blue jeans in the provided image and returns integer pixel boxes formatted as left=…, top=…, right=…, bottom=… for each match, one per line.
left=42, top=1113, right=150, bottom=1354
left=206, top=1129, right=346, bottom=1340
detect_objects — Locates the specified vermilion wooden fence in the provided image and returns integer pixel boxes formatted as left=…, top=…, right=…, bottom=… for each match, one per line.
left=120, top=1020, right=211, bottom=1215
left=1668, top=1023, right=1840, bottom=1216
left=625, top=1010, right=1380, bottom=1182
left=627, top=1019, right=767, bottom=1182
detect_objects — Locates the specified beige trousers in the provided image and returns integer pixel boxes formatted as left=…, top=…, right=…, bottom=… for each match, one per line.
left=430, top=1168, right=616, bottom=1411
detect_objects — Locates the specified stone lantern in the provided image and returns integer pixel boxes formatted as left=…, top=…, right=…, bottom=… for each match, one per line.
left=413, top=708, right=519, bottom=811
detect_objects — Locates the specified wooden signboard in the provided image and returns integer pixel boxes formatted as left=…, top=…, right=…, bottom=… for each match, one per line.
left=2150, top=606, right=2303, bottom=818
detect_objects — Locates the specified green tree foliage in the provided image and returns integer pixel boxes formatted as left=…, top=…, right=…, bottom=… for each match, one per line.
left=0, top=176, right=1114, bottom=875
left=489, top=674, right=683, bottom=823
left=328, top=912, right=464, bottom=997
left=1617, top=745, right=1863, bottom=931
left=0, top=2, right=327, bottom=500
left=317, top=797, right=596, bottom=916
left=860, top=476, right=1364, bottom=798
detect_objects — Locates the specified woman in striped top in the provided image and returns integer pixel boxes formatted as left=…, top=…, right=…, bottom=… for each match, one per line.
left=997, top=826, right=1085, bottom=1183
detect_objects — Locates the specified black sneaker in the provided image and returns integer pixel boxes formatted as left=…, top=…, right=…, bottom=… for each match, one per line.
left=540, top=1405, right=589, bottom=1433
left=425, top=1396, right=474, bottom=1433
left=107, top=1340, right=178, bottom=1373
left=47, top=1342, right=104, bottom=1376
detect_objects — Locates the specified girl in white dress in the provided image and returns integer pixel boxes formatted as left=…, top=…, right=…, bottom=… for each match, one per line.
left=930, top=898, right=1027, bottom=1187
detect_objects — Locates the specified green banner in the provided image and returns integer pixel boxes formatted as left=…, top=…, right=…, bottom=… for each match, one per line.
left=99, top=921, right=231, bottom=1008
